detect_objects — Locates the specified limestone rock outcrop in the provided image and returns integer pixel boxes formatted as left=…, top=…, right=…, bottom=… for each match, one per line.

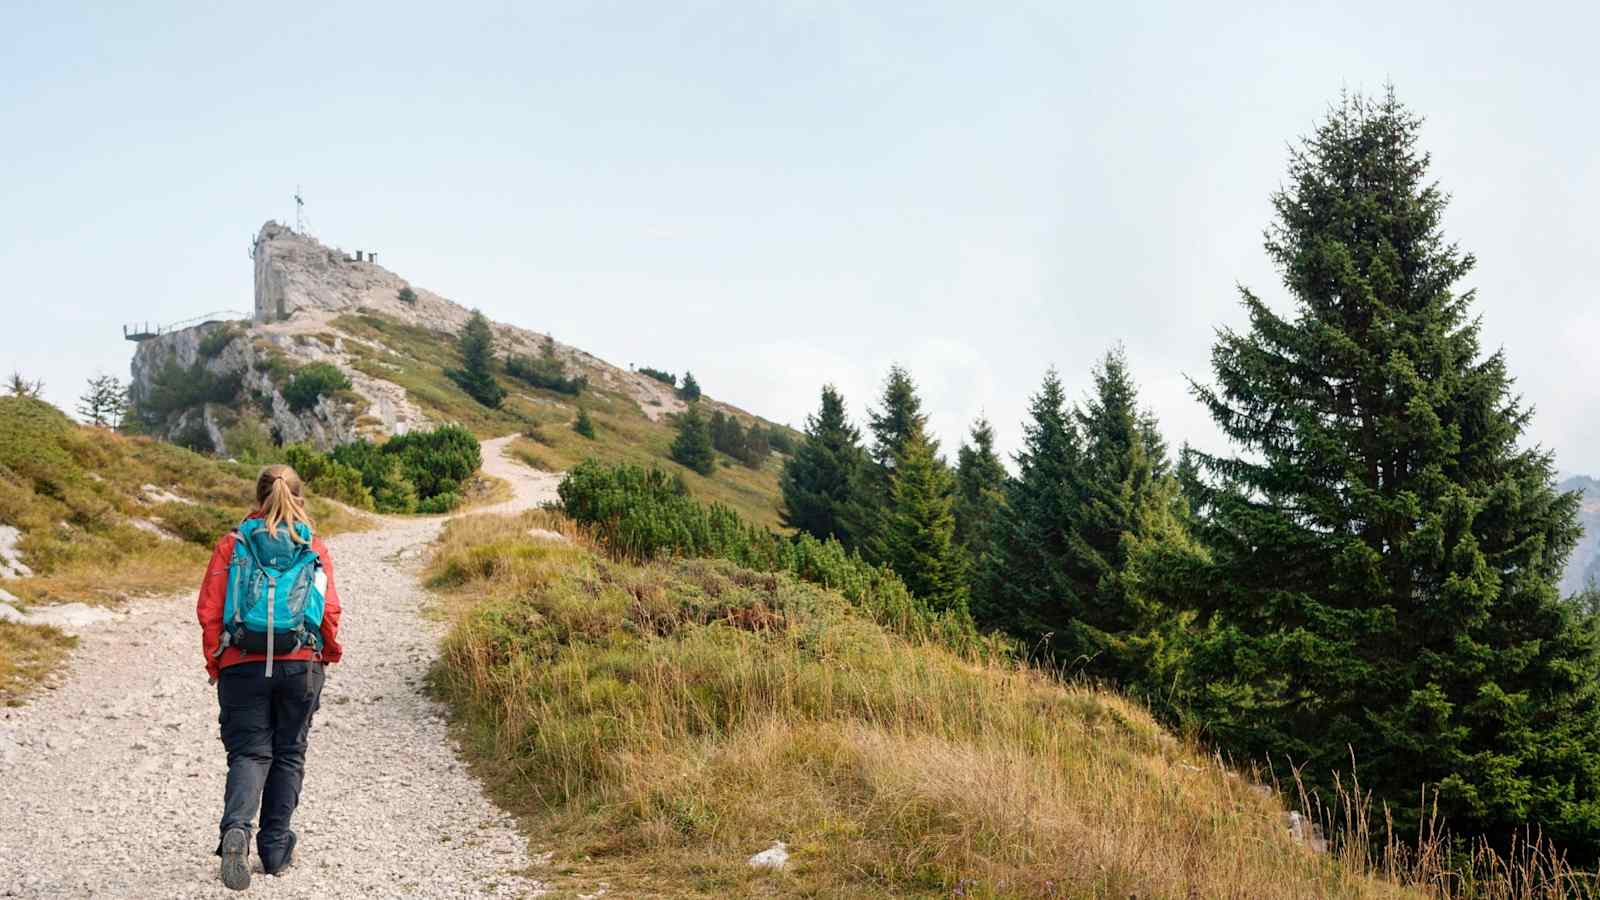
left=128, top=220, right=687, bottom=454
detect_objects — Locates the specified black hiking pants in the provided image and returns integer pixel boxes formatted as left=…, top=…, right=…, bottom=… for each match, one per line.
left=214, top=660, right=325, bottom=870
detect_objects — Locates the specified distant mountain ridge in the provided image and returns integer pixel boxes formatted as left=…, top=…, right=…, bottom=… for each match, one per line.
left=1560, top=475, right=1600, bottom=597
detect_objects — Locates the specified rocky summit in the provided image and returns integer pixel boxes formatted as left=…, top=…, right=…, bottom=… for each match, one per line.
left=127, top=221, right=684, bottom=453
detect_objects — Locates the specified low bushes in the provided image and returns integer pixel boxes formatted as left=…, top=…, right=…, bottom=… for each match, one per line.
left=282, top=424, right=480, bottom=514
left=557, top=459, right=982, bottom=651
left=281, top=362, right=353, bottom=412
left=709, top=410, right=770, bottom=468
left=638, top=366, right=675, bottom=386
left=155, top=501, right=236, bottom=545
left=505, top=338, right=586, bottom=396
left=131, top=357, right=242, bottom=427
left=197, top=324, right=242, bottom=360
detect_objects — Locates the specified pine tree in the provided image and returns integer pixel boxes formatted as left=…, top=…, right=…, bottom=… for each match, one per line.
left=1167, top=89, right=1600, bottom=848
left=882, top=430, right=968, bottom=615
left=743, top=426, right=771, bottom=467
left=953, top=417, right=1006, bottom=563
left=779, top=385, right=864, bottom=544
left=447, top=310, right=505, bottom=408
left=677, top=371, right=702, bottom=402
left=866, top=365, right=929, bottom=468
left=77, top=374, right=127, bottom=428
left=709, top=410, right=749, bottom=461
left=1063, top=347, right=1183, bottom=685
left=975, top=370, right=1079, bottom=636
left=978, top=356, right=1183, bottom=686
left=670, top=403, right=716, bottom=476
left=848, top=365, right=937, bottom=563
left=1173, top=442, right=1206, bottom=521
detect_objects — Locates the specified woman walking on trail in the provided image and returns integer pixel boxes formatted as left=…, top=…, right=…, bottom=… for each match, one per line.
left=197, top=464, right=342, bottom=891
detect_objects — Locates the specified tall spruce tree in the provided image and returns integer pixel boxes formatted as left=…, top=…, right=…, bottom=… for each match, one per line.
left=865, top=365, right=929, bottom=468
left=1167, top=90, right=1600, bottom=848
left=677, top=371, right=702, bottom=402
left=447, top=310, right=506, bottom=408
left=1067, top=347, right=1185, bottom=685
left=953, top=417, right=1006, bottom=564
left=780, top=385, right=864, bottom=544
left=979, top=356, right=1183, bottom=685
left=882, top=429, right=968, bottom=615
left=669, top=403, right=716, bottom=476
left=847, top=365, right=937, bottom=563
left=974, top=370, right=1079, bottom=636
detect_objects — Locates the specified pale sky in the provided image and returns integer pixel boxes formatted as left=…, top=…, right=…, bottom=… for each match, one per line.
left=4, top=2, right=1597, bottom=474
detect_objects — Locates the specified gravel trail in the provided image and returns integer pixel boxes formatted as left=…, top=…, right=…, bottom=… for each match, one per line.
left=0, top=437, right=558, bottom=898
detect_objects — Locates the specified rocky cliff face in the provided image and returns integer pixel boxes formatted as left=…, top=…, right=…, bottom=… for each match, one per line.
left=129, top=221, right=685, bottom=454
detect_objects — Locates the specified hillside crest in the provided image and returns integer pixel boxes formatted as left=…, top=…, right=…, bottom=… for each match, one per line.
left=128, top=221, right=687, bottom=453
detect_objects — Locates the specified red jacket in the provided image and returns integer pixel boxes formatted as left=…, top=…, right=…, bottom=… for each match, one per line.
left=197, top=524, right=343, bottom=679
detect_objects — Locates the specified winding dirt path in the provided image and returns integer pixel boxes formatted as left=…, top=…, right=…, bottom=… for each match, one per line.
left=0, top=436, right=558, bottom=898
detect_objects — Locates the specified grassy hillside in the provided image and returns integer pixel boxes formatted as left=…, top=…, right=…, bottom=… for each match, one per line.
left=424, top=511, right=1442, bottom=899
left=0, top=396, right=369, bottom=703
left=332, top=310, right=790, bottom=527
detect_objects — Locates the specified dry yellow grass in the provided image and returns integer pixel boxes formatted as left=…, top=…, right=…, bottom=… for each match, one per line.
left=422, top=513, right=1596, bottom=899
left=0, top=621, right=76, bottom=706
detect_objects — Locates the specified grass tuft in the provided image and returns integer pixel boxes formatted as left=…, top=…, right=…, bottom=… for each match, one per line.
left=0, top=621, right=76, bottom=706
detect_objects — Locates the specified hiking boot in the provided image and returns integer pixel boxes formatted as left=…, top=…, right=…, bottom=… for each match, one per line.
left=263, top=832, right=296, bottom=876
left=219, top=827, right=251, bottom=891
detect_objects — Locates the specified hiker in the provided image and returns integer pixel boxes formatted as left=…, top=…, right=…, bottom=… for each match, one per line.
left=196, top=464, right=342, bottom=891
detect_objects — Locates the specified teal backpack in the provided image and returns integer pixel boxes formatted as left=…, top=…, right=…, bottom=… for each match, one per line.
left=215, top=518, right=327, bottom=677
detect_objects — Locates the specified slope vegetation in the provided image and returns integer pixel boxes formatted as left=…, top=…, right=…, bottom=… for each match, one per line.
left=332, top=310, right=792, bottom=526
left=426, top=510, right=1424, bottom=898
left=0, top=396, right=368, bottom=702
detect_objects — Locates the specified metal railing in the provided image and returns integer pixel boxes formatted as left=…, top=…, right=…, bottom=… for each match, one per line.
left=123, top=310, right=252, bottom=341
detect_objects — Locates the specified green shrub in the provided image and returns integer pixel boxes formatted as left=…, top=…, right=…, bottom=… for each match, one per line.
left=382, top=424, right=480, bottom=498
left=670, top=405, right=715, bottom=476
left=282, top=363, right=353, bottom=413
left=133, top=357, right=241, bottom=427
left=767, top=427, right=796, bottom=455
left=398, top=285, right=417, bottom=304
left=197, top=325, right=240, bottom=360
left=287, top=425, right=479, bottom=515
left=638, top=366, right=675, bottom=387
left=677, top=371, right=702, bottom=402
left=315, top=461, right=376, bottom=510
left=255, top=348, right=295, bottom=386
left=417, top=491, right=462, bottom=514
left=573, top=407, right=596, bottom=439
left=557, top=459, right=982, bottom=651
left=156, top=501, right=236, bottom=545
left=373, top=466, right=418, bottom=512
left=504, top=353, right=586, bottom=396
left=283, top=444, right=375, bottom=510
left=222, top=419, right=277, bottom=464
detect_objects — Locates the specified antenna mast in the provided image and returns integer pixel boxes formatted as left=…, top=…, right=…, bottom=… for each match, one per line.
left=294, top=185, right=307, bottom=234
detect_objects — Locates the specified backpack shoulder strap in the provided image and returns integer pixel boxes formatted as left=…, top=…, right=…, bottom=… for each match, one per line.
left=231, top=525, right=264, bottom=570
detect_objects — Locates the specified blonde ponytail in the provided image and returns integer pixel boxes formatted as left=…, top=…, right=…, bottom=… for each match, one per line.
left=255, top=464, right=314, bottom=544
